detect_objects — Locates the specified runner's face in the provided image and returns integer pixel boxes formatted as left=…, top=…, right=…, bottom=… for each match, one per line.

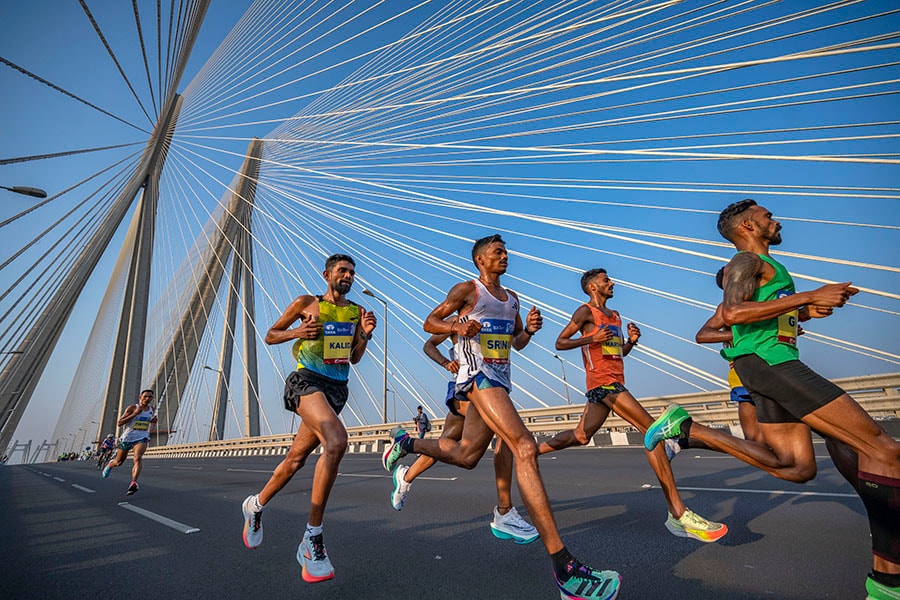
left=748, top=205, right=782, bottom=245
left=326, top=261, right=355, bottom=294
left=477, top=242, right=508, bottom=275
left=591, top=273, right=614, bottom=298
left=139, top=392, right=154, bottom=407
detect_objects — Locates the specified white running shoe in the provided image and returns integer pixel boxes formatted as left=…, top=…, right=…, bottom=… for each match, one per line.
left=490, top=506, right=539, bottom=545
left=298, top=531, right=334, bottom=583
left=391, top=464, right=411, bottom=511
left=241, top=495, right=263, bottom=549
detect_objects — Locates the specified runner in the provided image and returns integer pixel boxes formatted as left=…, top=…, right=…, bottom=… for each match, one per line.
left=239, top=253, right=376, bottom=585
left=646, top=199, right=900, bottom=600
left=383, top=234, right=620, bottom=600
left=96, top=434, right=116, bottom=470
left=101, top=389, right=156, bottom=495
left=540, top=268, right=727, bottom=543
left=390, top=320, right=538, bottom=545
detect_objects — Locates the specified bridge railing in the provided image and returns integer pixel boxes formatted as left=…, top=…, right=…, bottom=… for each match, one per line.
left=143, top=372, right=900, bottom=459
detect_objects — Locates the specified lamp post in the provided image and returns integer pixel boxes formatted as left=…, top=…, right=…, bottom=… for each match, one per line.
left=203, top=365, right=229, bottom=440
left=362, top=289, right=388, bottom=424
left=0, top=185, right=47, bottom=199
left=552, top=354, right=572, bottom=405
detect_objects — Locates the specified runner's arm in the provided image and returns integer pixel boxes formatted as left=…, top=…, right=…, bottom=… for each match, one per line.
left=265, top=295, right=317, bottom=345
left=695, top=305, right=732, bottom=344
left=555, top=306, right=598, bottom=351
left=424, top=282, right=477, bottom=336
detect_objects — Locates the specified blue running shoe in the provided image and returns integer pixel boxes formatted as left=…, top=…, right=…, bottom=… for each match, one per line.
left=382, top=428, right=409, bottom=471
left=644, top=404, right=691, bottom=451
left=101, top=465, right=111, bottom=478
left=555, top=560, right=621, bottom=600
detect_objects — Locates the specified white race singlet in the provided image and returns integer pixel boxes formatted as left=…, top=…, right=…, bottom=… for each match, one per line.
left=454, top=279, right=519, bottom=392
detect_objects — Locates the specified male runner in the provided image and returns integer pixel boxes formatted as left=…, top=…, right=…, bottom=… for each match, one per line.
left=541, top=268, right=727, bottom=543
left=384, top=234, right=620, bottom=600
left=97, top=434, right=116, bottom=470
left=101, top=389, right=157, bottom=495
left=390, top=322, right=539, bottom=545
left=646, top=199, right=900, bottom=599
left=239, top=253, right=376, bottom=584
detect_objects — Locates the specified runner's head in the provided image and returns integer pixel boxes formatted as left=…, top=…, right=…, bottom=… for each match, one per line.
left=138, top=389, right=154, bottom=406
left=106, top=434, right=114, bottom=439
left=717, top=199, right=782, bottom=246
left=471, top=234, right=508, bottom=275
left=323, top=253, right=356, bottom=295
left=580, top=268, right=613, bottom=298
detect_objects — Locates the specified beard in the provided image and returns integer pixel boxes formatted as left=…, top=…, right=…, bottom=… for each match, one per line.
left=769, top=229, right=782, bottom=245
left=335, top=281, right=352, bottom=294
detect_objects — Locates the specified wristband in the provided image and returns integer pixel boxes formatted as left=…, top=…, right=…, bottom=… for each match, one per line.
left=361, top=332, right=372, bottom=340
left=523, top=327, right=535, bottom=336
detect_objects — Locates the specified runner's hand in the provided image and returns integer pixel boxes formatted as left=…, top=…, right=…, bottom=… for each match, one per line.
left=809, top=282, right=858, bottom=308
left=457, top=319, right=482, bottom=338
left=525, top=305, right=542, bottom=333
left=587, top=325, right=614, bottom=344
left=444, top=359, right=460, bottom=374
left=360, top=306, right=377, bottom=337
left=295, top=313, right=322, bottom=339
left=626, top=322, right=641, bottom=343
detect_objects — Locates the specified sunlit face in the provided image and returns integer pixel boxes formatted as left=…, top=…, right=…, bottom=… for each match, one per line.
left=476, top=242, right=508, bottom=274
left=325, top=261, right=356, bottom=294
left=747, top=205, right=782, bottom=245
left=589, top=272, right=614, bottom=298
left=139, top=391, right=154, bottom=407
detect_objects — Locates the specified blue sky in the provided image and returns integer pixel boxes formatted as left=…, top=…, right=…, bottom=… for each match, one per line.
left=1, top=1, right=898, bottom=452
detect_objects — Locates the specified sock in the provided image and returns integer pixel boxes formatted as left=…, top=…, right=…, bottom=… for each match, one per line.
left=251, top=495, right=264, bottom=512
left=399, top=436, right=416, bottom=454
left=306, top=523, right=323, bottom=537
left=677, top=436, right=691, bottom=450
left=551, top=547, right=576, bottom=580
left=679, top=419, right=693, bottom=441
left=871, top=571, right=900, bottom=588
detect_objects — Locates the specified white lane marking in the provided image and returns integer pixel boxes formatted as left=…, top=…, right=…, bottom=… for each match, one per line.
left=118, top=502, right=200, bottom=534
left=648, top=485, right=856, bottom=498
left=337, top=473, right=458, bottom=481
left=42, top=473, right=51, bottom=477
left=227, top=468, right=273, bottom=473
left=72, top=484, right=95, bottom=493
left=690, top=455, right=834, bottom=460
left=172, top=466, right=203, bottom=470
left=53, top=477, right=65, bottom=482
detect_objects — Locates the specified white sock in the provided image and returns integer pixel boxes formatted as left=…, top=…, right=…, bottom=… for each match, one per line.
left=306, top=523, right=323, bottom=537
left=251, top=495, right=264, bottom=512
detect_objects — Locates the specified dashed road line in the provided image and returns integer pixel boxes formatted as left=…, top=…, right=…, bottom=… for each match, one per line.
left=118, top=502, right=200, bottom=534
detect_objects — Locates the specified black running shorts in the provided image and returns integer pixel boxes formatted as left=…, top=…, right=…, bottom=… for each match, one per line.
left=586, top=382, right=628, bottom=404
left=283, top=369, right=348, bottom=415
left=732, top=354, right=844, bottom=423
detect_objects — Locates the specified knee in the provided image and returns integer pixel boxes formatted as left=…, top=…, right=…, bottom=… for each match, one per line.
left=323, top=433, right=348, bottom=460
left=511, top=436, right=539, bottom=463
left=572, top=429, right=592, bottom=446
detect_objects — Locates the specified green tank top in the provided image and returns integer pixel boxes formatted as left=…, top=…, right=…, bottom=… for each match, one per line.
left=721, top=254, right=800, bottom=366
left=291, top=297, right=360, bottom=381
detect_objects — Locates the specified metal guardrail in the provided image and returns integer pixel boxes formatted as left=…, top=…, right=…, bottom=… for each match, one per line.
left=144, top=372, right=900, bottom=459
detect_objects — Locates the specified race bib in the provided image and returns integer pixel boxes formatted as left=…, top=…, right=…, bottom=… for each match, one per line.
left=131, top=418, right=151, bottom=431
left=480, top=319, right=514, bottom=364
left=601, top=325, right=623, bottom=360
left=775, top=290, right=798, bottom=346
left=323, top=321, right=354, bottom=364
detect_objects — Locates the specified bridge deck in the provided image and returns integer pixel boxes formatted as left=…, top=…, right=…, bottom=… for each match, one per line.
left=1, top=444, right=872, bottom=599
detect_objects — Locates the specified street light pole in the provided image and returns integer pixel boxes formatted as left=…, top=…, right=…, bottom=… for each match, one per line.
left=552, top=354, right=572, bottom=405
left=0, top=185, right=48, bottom=199
left=362, top=289, right=388, bottom=424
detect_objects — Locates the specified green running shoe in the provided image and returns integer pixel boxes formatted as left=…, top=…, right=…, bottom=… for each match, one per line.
left=867, top=575, right=900, bottom=600
left=382, top=428, right=409, bottom=471
left=644, top=404, right=690, bottom=451
left=555, top=560, right=620, bottom=600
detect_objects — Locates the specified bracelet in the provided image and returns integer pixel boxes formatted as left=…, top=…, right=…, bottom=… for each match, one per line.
left=628, top=338, right=638, bottom=346
left=361, top=332, right=372, bottom=341
left=523, top=327, right=535, bottom=336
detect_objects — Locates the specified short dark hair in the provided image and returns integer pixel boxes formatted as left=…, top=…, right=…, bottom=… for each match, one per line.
left=471, top=234, right=505, bottom=265
left=715, top=267, right=725, bottom=290
left=580, top=268, right=607, bottom=294
left=717, top=199, right=757, bottom=242
left=325, top=253, right=355, bottom=271
left=140, top=389, right=154, bottom=396
left=417, top=405, right=423, bottom=411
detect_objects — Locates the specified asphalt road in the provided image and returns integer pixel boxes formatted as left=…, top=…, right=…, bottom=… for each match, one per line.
left=0, top=442, right=871, bottom=599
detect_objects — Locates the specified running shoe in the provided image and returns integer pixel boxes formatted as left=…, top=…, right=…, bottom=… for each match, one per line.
left=663, top=439, right=681, bottom=462
left=644, top=404, right=691, bottom=451
left=125, top=481, right=139, bottom=495
left=867, top=574, right=900, bottom=600
left=382, top=427, right=409, bottom=471
left=391, top=464, right=411, bottom=510
left=665, top=509, right=727, bottom=543
left=555, top=559, right=621, bottom=600
left=101, top=465, right=111, bottom=478
left=241, top=495, right=263, bottom=549
left=297, top=531, right=334, bottom=583
left=490, top=506, right=539, bottom=545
